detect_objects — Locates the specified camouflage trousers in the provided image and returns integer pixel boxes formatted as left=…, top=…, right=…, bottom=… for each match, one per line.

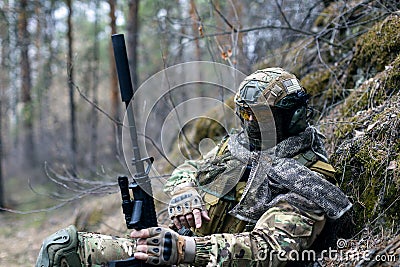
left=253, top=202, right=326, bottom=267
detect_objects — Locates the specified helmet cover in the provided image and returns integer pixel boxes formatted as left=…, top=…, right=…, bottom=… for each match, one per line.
left=234, top=68, right=309, bottom=148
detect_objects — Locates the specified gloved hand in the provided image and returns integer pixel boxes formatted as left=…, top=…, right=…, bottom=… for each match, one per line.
left=168, top=186, right=210, bottom=230
left=131, top=227, right=196, bottom=265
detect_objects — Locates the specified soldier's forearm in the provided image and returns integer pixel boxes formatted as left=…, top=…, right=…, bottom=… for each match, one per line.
left=193, top=232, right=261, bottom=266
left=78, top=232, right=136, bottom=265
left=164, top=160, right=199, bottom=192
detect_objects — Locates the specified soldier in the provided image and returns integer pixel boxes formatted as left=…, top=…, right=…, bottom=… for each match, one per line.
left=36, top=67, right=352, bottom=267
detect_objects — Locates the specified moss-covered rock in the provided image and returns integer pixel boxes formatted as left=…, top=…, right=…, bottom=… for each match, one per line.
left=301, top=68, right=331, bottom=97
left=340, top=54, right=400, bottom=123
left=256, top=7, right=400, bottom=238
left=300, top=68, right=342, bottom=111
left=325, top=57, right=400, bottom=232
left=347, top=14, right=400, bottom=88
left=330, top=96, right=400, bottom=231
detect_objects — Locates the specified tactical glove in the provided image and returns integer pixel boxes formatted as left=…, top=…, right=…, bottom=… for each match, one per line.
left=168, top=186, right=210, bottom=229
left=132, top=227, right=196, bottom=265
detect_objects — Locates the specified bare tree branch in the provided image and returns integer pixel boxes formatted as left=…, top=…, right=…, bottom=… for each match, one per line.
left=210, top=0, right=237, bottom=32
left=275, top=0, right=292, bottom=30
left=73, top=81, right=123, bottom=126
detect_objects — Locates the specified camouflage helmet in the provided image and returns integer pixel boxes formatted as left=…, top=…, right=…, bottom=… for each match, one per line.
left=234, top=67, right=307, bottom=109
left=234, top=67, right=310, bottom=144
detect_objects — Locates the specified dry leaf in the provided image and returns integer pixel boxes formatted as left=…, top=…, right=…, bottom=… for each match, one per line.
left=387, top=160, right=397, bottom=170
left=367, top=121, right=378, bottom=132
left=354, top=130, right=365, bottom=137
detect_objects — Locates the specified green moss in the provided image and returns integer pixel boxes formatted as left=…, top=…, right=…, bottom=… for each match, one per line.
left=347, top=14, right=400, bottom=88
left=169, top=96, right=236, bottom=161
left=331, top=95, right=400, bottom=231
left=339, top=53, right=400, bottom=120
left=332, top=115, right=359, bottom=141
left=192, top=117, right=226, bottom=145
left=301, top=68, right=350, bottom=111
left=301, top=69, right=331, bottom=98
left=384, top=54, right=400, bottom=93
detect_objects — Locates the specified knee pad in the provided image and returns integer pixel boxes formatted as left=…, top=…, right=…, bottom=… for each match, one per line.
left=36, top=225, right=81, bottom=267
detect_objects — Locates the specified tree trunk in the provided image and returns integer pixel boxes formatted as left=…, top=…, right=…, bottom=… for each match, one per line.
left=0, top=17, right=5, bottom=209
left=126, top=0, right=140, bottom=155
left=35, top=0, right=54, bottom=153
left=0, top=85, right=3, bottom=210
left=127, top=0, right=140, bottom=92
left=6, top=0, right=19, bottom=148
left=90, top=0, right=100, bottom=169
left=18, top=0, right=36, bottom=167
left=0, top=4, right=9, bottom=209
left=190, top=0, right=201, bottom=62
left=39, top=0, right=55, bottom=151
left=108, top=0, right=121, bottom=156
left=66, top=0, right=77, bottom=173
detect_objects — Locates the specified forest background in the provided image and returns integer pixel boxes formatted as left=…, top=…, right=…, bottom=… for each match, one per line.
left=0, top=0, right=399, bottom=266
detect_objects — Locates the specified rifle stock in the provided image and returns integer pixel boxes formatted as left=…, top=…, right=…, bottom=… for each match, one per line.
left=109, top=33, right=158, bottom=267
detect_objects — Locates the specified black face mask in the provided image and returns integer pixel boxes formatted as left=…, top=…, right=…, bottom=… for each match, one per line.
left=242, top=120, right=279, bottom=151
left=271, top=107, right=293, bottom=142
left=271, top=106, right=309, bottom=141
left=242, top=119, right=259, bottom=137
left=241, top=106, right=308, bottom=150
left=238, top=91, right=310, bottom=149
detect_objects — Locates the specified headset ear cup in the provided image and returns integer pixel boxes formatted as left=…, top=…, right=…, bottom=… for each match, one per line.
left=288, top=106, right=308, bottom=135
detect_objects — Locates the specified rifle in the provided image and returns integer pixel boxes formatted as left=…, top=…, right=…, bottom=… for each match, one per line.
left=108, top=33, right=158, bottom=267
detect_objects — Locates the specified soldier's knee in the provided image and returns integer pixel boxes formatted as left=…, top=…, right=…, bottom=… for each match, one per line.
left=36, top=225, right=81, bottom=267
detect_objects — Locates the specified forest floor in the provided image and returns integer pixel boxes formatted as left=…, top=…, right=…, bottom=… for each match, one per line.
left=0, top=205, right=75, bottom=266
left=0, top=166, right=171, bottom=266
left=0, top=194, right=129, bottom=266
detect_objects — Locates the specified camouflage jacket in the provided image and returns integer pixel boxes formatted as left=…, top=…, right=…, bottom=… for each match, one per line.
left=165, top=127, right=352, bottom=266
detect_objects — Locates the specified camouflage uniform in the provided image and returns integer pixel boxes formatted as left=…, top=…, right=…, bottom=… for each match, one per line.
left=163, top=128, right=341, bottom=267
left=161, top=67, right=352, bottom=267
